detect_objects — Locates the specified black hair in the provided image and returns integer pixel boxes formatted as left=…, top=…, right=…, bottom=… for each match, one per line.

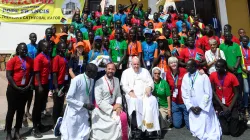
left=56, top=41, right=66, bottom=54
left=242, top=35, right=249, bottom=40
left=216, top=59, right=227, bottom=68
left=29, top=32, right=36, bottom=37
left=16, top=42, right=27, bottom=55
left=86, top=63, right=98, bottom=72
left=187, top=59, right=197, bottom=68
left=45, top=28, right=52, bottom=34
left=224, top=24, right=232, bottom=30
left=37, top=40, right=49, bottom=54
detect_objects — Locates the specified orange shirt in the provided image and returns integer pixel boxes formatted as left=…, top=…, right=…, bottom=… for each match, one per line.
left=178, top=32, right=188, bottom=38
left=144, top=19, right=153, bottom=27
left=153, top=22, right=163, bottom=29
left=122, top=24, right=132, bottom=33
left=154, top=50, right=168, bottom=72
left=44, top=35, right=60, bottom=44
left=127, top=41, right=142, bottom=56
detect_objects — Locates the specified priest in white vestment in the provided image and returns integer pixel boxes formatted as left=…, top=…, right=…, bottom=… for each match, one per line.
left=181, top=59, right=222, bottom=140
left=91, top=63, right=128, bottom=140
left=120, top=57, right=160, bottom=134
left=60, top=64, right=98, bottom=140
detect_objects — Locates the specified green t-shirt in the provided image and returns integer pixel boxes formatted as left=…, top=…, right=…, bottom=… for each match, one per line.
left=71, top=22, right=84, bottom=31
left=83, top=32, right=89, bottom=40
left=109, top=40, right=127, bottom=63
left=184, top=14, right=188, bottom=21
left=100, top=15, right=113, bottom=27
left=219, top=43, right=242, bottom=73
left=87, top=17, right=97, bottom=26
left=153, top=79, right=171, bottom=108
left=135, top=8, right=145, bottom=19
left=95, top=28, right=112, bottom=36
left=168, top=37, right=185, bottom=45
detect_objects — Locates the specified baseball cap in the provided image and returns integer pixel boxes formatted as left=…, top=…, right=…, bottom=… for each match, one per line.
left=94, top=36, right=102, bottom=41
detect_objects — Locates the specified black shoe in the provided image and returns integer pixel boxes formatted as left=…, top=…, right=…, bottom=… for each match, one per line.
left=6, top=133, right=12, bottom=140
left=134, top=129, right=142, bottom=139
left=31, top=128, right=43, bottom=138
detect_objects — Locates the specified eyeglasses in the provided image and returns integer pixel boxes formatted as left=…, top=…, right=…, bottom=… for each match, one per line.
left=154, top=73, right=160, bottom=75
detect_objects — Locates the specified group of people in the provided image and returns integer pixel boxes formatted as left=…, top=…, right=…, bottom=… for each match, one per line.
left=4, top=2, right=250, bottom=140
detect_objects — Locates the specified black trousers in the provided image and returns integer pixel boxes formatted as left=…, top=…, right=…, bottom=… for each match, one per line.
left=32, top=84, right=49, bottom=128
left=52, top=84, right=68, bottom=124
left=5, top=85, right=29, bottom=133
left=217, top=106, right=246, bottom=137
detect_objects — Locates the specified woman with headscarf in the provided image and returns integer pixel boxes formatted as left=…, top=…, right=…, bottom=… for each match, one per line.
left=152, top=67, right=171, bottom=130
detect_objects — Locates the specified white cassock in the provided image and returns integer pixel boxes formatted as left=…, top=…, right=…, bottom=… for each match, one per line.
left=181, top=71, right=222, bottom=140
left=60, top=73, right=94, bottom=140
left=91, top=76, right=124, bottom=140
left=121, top=67, right=160, bottom=132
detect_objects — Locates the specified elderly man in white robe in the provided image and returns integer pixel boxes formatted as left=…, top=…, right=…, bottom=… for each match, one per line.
left=91, top=63, right=128, bottom=140
left=56, top=63, right=98, bottom=140
left=181, top=59, right=222, bottom=140
left=120, top=57, right=160, bottom=138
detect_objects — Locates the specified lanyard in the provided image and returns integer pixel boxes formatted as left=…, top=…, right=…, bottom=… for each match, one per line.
left=188, top=48, right=196, bottom=58
left=242, top=47, right=248, bottom=59
left=189, top=71, right=198, bottom=89
left=83, top=74, right=91, bottom=96
left=18, top=56, right=26, bottom=76
left=104, top=76, right=115, bottom=96
left=115, top=40, right=120, bottom=56
left=171, top=73, right=178, bottom=89
left=217, top=73, right=226, bottom=97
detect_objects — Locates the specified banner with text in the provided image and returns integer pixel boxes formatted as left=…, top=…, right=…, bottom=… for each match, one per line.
left=0, top=0, right=85, bottom=24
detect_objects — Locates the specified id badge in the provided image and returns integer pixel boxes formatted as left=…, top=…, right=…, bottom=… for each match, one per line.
left=119, top=64, right=122, bottom=70
left=190, top=88, right=195, bottom=97
left=173, top=89, right=178, bottom=98
left=222, top=97, right=226, bottom=104
left=21, top=76, right=26, bottom=85
left=146, top=61, right=150, bottom=66
left=78, top=56, right=83, bottom=66
left=117, top=56, right=121, bottom=62
left=65, top=75, right=69, bottom=80
left=48, top=74, right=51, bottom=80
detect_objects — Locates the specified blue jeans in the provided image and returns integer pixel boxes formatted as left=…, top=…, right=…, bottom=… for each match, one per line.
left=171, top=101, right=189, bottom=129
left=243, top=76, right=250, bottom=108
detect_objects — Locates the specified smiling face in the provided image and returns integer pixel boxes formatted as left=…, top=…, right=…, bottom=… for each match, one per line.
left=106, top=63, right=116, bottom=78
left=153, top=69, right=161, bottom=80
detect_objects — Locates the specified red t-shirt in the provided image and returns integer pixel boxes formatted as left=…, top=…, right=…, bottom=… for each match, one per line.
left=200, top=36, right=220, bottom=51
left=242, top=47, right=250, bottom=67
left=95, top=11, right=102, bottom=18
left=166, top=67, right=187, bottom=104
left=52, top=55, right=67, bottom=85
left=179, top=47, right=205, bottom=63
left=34, top=53, right=51, bottom=86
left=6, top=56, right=33, bottom=86
left=93, top=25, right=102, bottom=31
left=131, top=18, right=140, bottom=26
left=209, top=72, right=239, bottom=106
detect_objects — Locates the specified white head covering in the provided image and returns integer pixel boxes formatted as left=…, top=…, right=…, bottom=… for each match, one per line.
left=152, top=67, right=162, bottom=78
left=90, top=55, right=111, bottom=72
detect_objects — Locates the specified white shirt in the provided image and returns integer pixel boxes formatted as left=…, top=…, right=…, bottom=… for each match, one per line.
left=205, top=49, right=226, bottom=74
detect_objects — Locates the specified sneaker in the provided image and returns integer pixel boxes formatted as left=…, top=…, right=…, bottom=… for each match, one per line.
left=54, top=117, right=62, bottom=137
left=31, top=128, right=43, bottom=138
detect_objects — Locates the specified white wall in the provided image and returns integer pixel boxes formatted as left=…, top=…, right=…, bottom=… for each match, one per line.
left=0, top=23, right=51, bottom=53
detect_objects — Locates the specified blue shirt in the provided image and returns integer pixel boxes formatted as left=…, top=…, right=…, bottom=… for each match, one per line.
left=80, top=27, right=88, bottom=33
left=87, top=49, right=109, bottom=62
left=113, top=13, right=127, bottom=26
left=27, top=43, right=37, bottom=59
left=176, top=20, right=191, bottom=33
left=141, top=41, right=158, bottom=61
